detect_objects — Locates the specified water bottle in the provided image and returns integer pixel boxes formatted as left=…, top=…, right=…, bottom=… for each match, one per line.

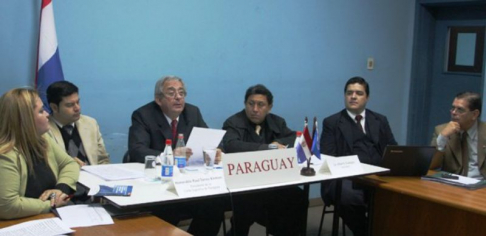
left=174, top=134, right=186, bottom=170
left=161, top=139, right=174, bottom=180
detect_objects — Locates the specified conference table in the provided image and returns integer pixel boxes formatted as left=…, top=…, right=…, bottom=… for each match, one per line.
left=78, top=162, right=388, bottom=236
left=362, top=172, right=486, bottom=236
left=0, top=213, right=190, bottom=236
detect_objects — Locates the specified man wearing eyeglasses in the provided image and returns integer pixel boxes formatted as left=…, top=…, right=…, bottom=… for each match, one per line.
left=431, top=92, right=485, bottom=180
left=129, top=75, right=206, bottom=163
left=128, top=75, right=223, bottom=235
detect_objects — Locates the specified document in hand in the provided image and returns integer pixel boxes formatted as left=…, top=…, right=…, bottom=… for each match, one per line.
left=421, top=171, right=486, bottom=190
left=185, top=127, right=226, bottom=166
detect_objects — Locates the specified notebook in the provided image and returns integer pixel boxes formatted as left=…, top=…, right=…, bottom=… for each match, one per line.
left=380, top=146, right=436, bottom=176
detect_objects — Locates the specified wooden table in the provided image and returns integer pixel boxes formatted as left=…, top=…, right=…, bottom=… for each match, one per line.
left=363, top=173, right=486, bottom=236
left=0, top=213, right=191, bottom=236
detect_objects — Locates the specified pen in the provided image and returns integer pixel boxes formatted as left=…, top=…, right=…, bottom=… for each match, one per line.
left=441, top=173, right=459, bottom=180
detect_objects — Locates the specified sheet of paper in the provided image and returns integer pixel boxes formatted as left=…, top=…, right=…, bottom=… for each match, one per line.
left=185, top=127, right=226, bottom=166
left=0, top=217, right=74, bottom=236
left=440, top=173, right=481, bottom=184
left=56, top=204, right=114, bottom=228
left=82, top=165, right=144, bottom=181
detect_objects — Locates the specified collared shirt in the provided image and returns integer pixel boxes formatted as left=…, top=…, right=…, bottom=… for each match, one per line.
left=163, top=114, right=179, bottom=126
left=346, top=109, right=366, bottom=134
left=437, top=122, right=481, bottom=179
left=52, top=118, right=76, bottom=135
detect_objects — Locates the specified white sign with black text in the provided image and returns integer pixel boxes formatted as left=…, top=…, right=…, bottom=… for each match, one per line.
left=172, top=171, right=227, bottom=198
left=223, top=148, right=300, bottom=189
left=321, top=155, right=363, bottom=176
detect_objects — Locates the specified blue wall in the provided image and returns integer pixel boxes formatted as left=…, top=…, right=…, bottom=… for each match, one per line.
left=0, top=0, right=416, bottom=198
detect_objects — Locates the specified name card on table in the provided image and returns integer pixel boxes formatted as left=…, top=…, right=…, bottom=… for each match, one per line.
left=173, top=171, right=227, bottom=198
left=223, top=148, right=300, bottom=189
left=320, top=154, right=363, bottom=176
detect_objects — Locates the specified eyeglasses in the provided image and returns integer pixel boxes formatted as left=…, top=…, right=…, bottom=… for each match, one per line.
left=450, top=106, right=469, bottom=114
left=163, top=89, right=186, bottom=98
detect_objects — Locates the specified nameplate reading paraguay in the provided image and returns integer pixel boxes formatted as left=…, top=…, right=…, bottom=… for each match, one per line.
left=223, top=148, right=300, bottom=189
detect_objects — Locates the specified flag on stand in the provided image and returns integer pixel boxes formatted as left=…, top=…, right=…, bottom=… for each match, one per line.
left=311, top=117, right=321, bottom=159
left=296, top=133, right=312, bottom=164
left=303, top=117, right=313, bottom=148
left=36, top=0, right=64, bottom=112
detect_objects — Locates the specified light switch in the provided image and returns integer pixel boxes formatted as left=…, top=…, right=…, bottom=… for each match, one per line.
left=367, top=57, right=374, bottom=70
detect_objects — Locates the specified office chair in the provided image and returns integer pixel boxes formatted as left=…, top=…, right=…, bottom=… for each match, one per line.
left=317, top=203, right=346, bottom=236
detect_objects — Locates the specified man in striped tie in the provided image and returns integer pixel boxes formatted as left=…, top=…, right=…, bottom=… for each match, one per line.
left=46, top=81, right=110, bottom=167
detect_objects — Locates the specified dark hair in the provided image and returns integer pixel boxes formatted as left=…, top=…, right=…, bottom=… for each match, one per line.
left=344, top=76, right=369, bottom=96
left=46, top=81, right=79, bottom=107
left=244, top=84, right=273, bottom=105
left=456, top=91, right=482, bottom=115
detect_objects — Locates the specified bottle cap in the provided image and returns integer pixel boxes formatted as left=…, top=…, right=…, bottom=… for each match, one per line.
left=178, top=133, right=184, bottom=139
left=165, top=139, right=172, bottom=145
left=296, top=131, right=302, bottom=136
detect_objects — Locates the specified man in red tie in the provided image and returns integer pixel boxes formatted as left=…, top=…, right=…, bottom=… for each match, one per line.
left=129, top=75, right=207, bottom=163
left=320, top=76, right=397, bottom=236
left=128, top=75, right=224, bottom=236
left=430, top=92, right=485, bottom=180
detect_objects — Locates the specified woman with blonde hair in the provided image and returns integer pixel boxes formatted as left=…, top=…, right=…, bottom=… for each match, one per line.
left=0, top=88, right=79, bottom=219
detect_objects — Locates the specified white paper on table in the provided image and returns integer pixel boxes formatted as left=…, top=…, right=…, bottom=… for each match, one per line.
left=56, top=205, right=114, bottom=228
left=82, top=165, right=144, bottom=181
left=0, top=217, right=74, bottom=236
left=186, top=127, right=226, bottom=166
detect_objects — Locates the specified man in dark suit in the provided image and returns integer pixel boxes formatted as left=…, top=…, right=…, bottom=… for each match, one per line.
left=128, top=75, right=223, bottom=236
left=320, top=77, right=397, bottom=236
left=129, top=76, right=207, bottom=163
left=430, top=92, right=485, bottom=179
left=222, top=84, right=307, bottom=236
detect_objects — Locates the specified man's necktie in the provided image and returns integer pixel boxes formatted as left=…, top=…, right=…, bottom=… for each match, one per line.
left=461, top=132, right=469, bottom=176
left=62, top=125, right=74, bottom=136
left=171, top=120, right=178, bottom=141
left=63, top=125, right=78, bottom=157
left=255, top=125, right=262, bottom=136
left=355, top=115, right=364, bottom=133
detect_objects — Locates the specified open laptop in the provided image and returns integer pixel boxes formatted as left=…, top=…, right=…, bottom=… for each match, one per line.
left=380, top=145, right=436, bottom=176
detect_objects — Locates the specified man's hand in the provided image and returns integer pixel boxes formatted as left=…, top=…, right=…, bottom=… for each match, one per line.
left=271, top=141, right=287, bottom=149
left=74, top=157, right=86, bottom=167
left=215, top=148, right=223, bottom=164
left=440, top=121, right=461, bottom=138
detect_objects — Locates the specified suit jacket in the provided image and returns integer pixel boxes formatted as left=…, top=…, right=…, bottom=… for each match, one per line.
left=222, top=110, right=296, bottom=153
left=431, top=122, right=486, bottom=177
left=47, top=115, right=110, bottom=165
left=0, top=135, right=79, bottom=220
left=128, top=101, right=208, bottom=163
left=320, top=109, right=397, bottom=161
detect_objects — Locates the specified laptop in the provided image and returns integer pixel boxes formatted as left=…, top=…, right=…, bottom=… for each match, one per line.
left=380, top=145, right=436, bottom=176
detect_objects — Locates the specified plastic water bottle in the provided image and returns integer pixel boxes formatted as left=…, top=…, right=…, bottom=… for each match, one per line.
left=161, top=139, right=174, bottom=180
left=174, top=134, right=186, bottom=170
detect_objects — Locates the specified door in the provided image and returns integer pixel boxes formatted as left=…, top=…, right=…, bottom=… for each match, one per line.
left=408, top=2, right=486, bottom=145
